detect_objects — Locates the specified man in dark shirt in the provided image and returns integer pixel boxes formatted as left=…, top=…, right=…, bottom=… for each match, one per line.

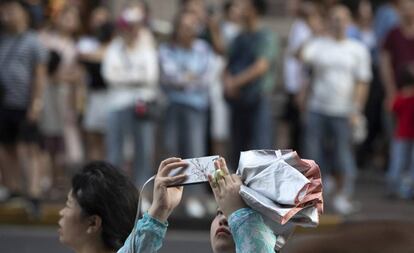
left=223, top=0, right=278, bottom=167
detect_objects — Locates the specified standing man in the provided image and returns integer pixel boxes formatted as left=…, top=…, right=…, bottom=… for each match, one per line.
left=301, top=5, right=372, bottom=215
left=224, top=0, right=278, bottom=167
left=0, top=0, right=47, bottom=211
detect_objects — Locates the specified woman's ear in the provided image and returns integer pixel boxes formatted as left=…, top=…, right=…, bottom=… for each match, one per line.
left=86, top=215, right=102, bottom=234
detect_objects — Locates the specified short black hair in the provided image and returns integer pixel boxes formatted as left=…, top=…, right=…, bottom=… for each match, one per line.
left=224, top=0, right=233, bottom=15
left=0, top=0, right=24, bottom=9
left=71, top=161, right=139, bottom=251
left=0, top=0, right=21, bottom=4
left=250, top=0, right=267, bottom=16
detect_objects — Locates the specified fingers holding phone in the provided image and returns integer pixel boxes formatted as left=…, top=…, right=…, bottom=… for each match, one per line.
left=148, top=158, right=188, bottom=222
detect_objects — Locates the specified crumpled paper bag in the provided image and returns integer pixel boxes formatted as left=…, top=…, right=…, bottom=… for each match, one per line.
left=236, top=150, right=323, bottom=226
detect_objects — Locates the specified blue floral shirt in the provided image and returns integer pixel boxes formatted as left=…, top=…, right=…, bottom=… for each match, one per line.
left=228, top=208, right=277, bottom=253
left=118, top=208, right=276, bottom=252
left=117, top=212, right=168, bottom=253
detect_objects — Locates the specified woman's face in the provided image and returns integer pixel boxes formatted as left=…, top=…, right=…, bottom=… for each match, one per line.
left=0, top=2, right=27, bottom=32
left=228, top=1, right=243, bottom=23
left=184, top=0, right=206, bottom=24
left=210, top=210, right=235, bottom=253
left=89, top=7, right=110, bottom=31
left=58, top=190, right=89, bottom=249
left=176, top=13, right=198, bottom=44
left=358, top=0, right=373, bottom=22
left=399, top=0, right=414, bottom=22
left=56, top=7, right=80, bottom=35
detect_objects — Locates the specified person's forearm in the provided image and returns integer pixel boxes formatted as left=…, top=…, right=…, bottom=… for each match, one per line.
left=160, top=64, right=188, bottom=88
left=78, top=48, right=105, bottom=63
left=148, top=203, right=172, bottom=223
left=233, top=58, right=270, bottom=88
left=379, top=50, right=397, bottom=97
left=103, top=68, right=131, bottom=86
left=208, top=19, right=225, bottom=55
left=28, top=64, right=46, bottom=120
left=118, top=213, right=168, bottom=253
left=130, top=56, right=159, bottom=86
left=228, top=208, right=276, bottom=253
left=297, top=77, right=310, bottom=112
left=296, top=41, right=307, bottom=61
left=353, top=81, right=369, bottom=112
left=102, top=63, right=142, bottom=86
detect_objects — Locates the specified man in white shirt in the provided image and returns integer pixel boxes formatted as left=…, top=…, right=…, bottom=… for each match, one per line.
left=301, top=4, right=372, bottom=215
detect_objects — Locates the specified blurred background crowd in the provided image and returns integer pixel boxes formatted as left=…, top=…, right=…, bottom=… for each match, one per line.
left=0, top=0, right=413, bottom=221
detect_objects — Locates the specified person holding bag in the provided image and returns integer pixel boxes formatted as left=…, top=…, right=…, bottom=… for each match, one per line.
left=102, top=3, right=159, bottom=189
left=208, top=158, right=278, bottom=253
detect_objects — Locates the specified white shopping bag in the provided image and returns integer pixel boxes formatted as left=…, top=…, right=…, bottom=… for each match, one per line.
left=236, top=150, right=323, bottom=226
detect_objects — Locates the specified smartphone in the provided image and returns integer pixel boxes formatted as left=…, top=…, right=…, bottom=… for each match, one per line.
left=167, top=155, right=219, bottom=187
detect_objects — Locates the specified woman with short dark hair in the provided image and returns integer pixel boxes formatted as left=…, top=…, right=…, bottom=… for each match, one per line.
left=59, top=157, right=188, bottom=253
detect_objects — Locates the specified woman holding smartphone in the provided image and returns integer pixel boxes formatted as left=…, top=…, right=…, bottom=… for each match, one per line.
left=58, top=157, right=188, bottom=253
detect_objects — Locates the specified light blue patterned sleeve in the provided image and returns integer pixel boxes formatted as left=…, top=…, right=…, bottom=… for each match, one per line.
left=117, top=212, right=168, bottom=253
left=228, top=208, right=277, bottom=253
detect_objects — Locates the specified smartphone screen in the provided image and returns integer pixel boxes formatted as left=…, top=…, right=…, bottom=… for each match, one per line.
left=167, top=155, right=219, bottom=187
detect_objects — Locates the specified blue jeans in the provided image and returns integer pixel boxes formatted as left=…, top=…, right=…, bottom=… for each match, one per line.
left=252, top=96, right=274, bottom=149
left=386, top=139, right=414, bottom=197
left=106, top=105, right=155, bottom=188
left=304, top=112, right=357, bottom=197
left=230, top=96, right=274, bottom=168
left=164, top=103, right=207, bottom=158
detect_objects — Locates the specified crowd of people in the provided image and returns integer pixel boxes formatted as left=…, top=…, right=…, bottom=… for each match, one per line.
left=0, top=0, right=413, bottom=221
left=285, top=0, right=414, bottom=214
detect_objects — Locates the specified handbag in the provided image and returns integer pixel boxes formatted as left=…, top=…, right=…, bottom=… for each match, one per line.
left=134, top=99, right=162, bottom=120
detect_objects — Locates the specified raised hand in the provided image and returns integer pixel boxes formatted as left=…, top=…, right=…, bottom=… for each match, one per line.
left=148, top=158, right=188, bottom=222
left=208, top=158, right=246, bottom=217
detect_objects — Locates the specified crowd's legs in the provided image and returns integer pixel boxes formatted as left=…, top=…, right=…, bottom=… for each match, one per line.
left=0, top=144, right=23, bottom=196
left=164, top=104, right=207, bottom=159
left=305, top=112, right=357, bottom=214
left=386, top=139, right=414, bottom=199
left=106, top=105, right=155, bottom=188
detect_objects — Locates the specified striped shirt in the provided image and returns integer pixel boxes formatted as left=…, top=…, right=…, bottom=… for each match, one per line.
left=0, top=31, right=47, bottom=109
